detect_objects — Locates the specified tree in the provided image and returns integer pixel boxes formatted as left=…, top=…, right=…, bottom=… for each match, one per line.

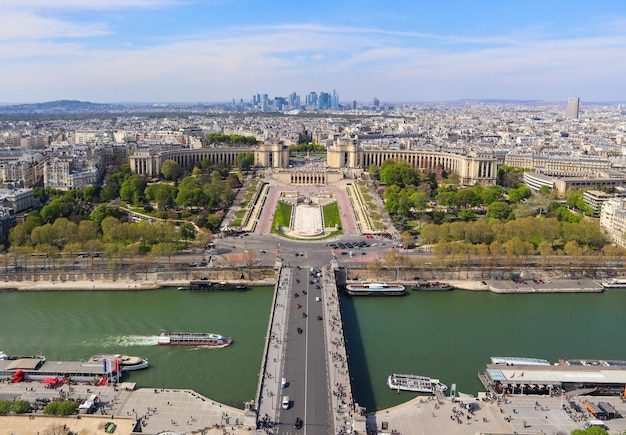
left=486, top=201, right=512, bottom=221
left=571, top=427, right=609, bottom=435
left=508, top=186, right=531, bottom=203
left=8, top=224, right=30, bottom=247
left=481, top=185, right=504, bottom=205
left=0, top=400, right=11, bottom=414
left=90, top=204, right=124, bottom=234
left=538, top=185, right=551, bottom=195
left=160, top=159, right=182, bottom=180
left=145, top=183, right=177, bottom=210
left=12, top=400, right=31, bottom=414
left=236, top=152, right=255, bottom=171
left=40, top=198, right=64, bottom=223
left=400, top=231, right=414, bottom=249
left=380, top=162, right=417, bottom=188
left=120, top=175, right=146, bottom=205
left=458, top=209, right=477, bottom=222
left=179, top=222, right=197, bottom=242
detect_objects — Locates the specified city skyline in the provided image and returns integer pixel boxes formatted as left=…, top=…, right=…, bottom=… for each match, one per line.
left=2, top=0, right=626, bottom=103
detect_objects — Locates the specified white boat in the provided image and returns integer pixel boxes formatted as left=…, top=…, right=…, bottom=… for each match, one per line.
left=345, top=283, right=405, bottom=296
left=387, top=374, right=448, bottom=393
left=601, top=278, right=626, bottom=288
left=157, top=332, right=233, bottom=348
left=88, top=354, right=149, bottom=371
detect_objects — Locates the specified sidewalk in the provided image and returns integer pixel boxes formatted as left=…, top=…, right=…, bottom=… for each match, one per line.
left=322, top=265, right=357, bottom=434
left=255, top=267, right=290, bottom=429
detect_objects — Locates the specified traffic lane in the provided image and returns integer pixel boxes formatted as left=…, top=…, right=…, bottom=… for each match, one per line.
left=279, top=272, right=308, bottom=432
left=302, top=289, right=330, bottom=434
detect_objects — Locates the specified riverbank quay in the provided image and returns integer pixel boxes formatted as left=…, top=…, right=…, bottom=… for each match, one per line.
left=31, top=277, right=604, bottom=294
left=2, top=383, right=626, bottom=435
left=0, top=278, right=276, bottom=291
left=442, top=278, right=605, bottom=293
left=484, top=278, right=604, bottom=293
left=0, top=381, right=252, bottom=435
left=366, top=392, right=626, bottom=434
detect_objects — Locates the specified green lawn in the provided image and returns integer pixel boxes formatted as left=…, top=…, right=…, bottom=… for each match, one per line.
left=272, top=201, right=293, bottom=232
left=323, top=202, right=341, bottom=228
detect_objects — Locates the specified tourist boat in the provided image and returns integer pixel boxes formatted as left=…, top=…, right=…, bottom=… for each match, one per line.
left=188, top=281, right=248, bottom=291
left=344, top=283, right=405, bottom=296
left=412, top=281, right=453, bottom=291
left=387, top=374, right=448, bottom=393
left=88, top=355, right=149, bottom=372
left=601, top=278, right=626, bottom=288
left=157, top=332, right=233, bottom=348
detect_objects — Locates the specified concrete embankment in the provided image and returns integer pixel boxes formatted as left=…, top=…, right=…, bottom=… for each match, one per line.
left=483, top=278, right=603, bottom=294
left=0, top=279, right=277, bottom=291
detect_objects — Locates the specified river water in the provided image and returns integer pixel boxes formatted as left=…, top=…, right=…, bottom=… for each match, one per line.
left=1, top=287, right=624, bottom=411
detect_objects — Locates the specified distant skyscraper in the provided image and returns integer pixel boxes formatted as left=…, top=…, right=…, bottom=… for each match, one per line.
left=332, top=89, right=339, bottom=109
left=567, top=97, right=580, bottom=119
left=307, top=92, right=318, bottom=107
left=318, top=92, right=331, bottom=110
left=373, top=97, right=380, bottom=108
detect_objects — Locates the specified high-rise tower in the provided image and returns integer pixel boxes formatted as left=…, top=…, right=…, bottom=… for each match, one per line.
left=567, top=97, right=580, bottom=119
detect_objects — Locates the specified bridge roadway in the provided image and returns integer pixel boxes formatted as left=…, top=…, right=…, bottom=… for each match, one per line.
left=256, top=264, right=356, bottom=434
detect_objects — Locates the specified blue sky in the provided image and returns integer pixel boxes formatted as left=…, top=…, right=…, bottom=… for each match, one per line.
left=1, top=0, right=626, bottom=103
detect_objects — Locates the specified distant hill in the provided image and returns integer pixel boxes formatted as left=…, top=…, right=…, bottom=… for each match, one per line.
left=0, top=100, right=118, bottom=115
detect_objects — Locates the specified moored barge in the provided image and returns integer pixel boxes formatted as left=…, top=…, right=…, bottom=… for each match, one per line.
left=345, top=283, right=406, bottom=296
left=187, top=281, right=248, bottom=291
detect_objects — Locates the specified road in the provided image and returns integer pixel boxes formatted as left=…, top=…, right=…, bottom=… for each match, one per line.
left=276, top=266, right=331, bottom=434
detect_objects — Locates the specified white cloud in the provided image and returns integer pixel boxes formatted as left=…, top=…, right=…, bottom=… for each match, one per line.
left=0, top=10, right=109, bottom=41
left=2, top=0, right=182, bottom=10
left=2, top=22, right=626, bottom=102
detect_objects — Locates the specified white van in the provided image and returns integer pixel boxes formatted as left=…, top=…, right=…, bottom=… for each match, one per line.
left=584, top=420, right=608, bottom=430
left=281, top=377, right=288, bottom=388
left=282, top=396, right=290, bottom=409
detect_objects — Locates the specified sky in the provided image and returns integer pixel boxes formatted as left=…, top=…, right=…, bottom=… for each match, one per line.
left=1, top=0, right=626, bottom=103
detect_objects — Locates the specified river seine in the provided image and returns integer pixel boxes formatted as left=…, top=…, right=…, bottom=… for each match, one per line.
left=1, top=287, right=624, bottom=411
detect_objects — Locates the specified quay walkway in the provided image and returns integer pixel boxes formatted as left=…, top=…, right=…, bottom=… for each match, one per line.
left=255, top=266, right=290, bottom=426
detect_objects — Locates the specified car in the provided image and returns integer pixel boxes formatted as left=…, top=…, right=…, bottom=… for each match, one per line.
left=259, top=249, right=266, bottom=254
left=315, top=297, right=321, bottom=302
left=293, top=292, right=299, bottom=298
left=295, top=278, right=300, bottom=283
left=296, top=327, right=303, bottom=334
left=317, top=315, right=322, bottom=320
left=296, top=303, right=301, bottom=309
left=316, top=285, right=321, bottom=289
left=302, top=289, right=307, bottom=295
left=302, top=312, right=307, bottom=318
left=294, top=417, right=303, bottom=429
